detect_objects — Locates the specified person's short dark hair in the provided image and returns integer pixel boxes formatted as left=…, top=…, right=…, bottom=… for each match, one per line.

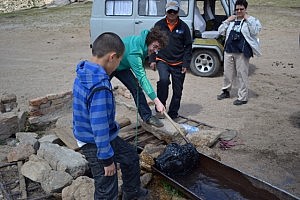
left=235, top=0, right=248, bottom=9
left=146, top=26, right=168, bottom=49
left=92, top=32, right=125, bottom=58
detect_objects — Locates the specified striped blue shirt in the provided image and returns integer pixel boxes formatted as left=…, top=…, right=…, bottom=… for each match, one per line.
left=73, top=60, right=119, bottom=166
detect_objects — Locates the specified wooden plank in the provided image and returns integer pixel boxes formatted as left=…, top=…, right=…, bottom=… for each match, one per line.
left=117, top=118, right=131, bottom=129
left=54, top=118, right=131, bottom=150
left=17, top=161, right=27, bottom=199
left=0, top=162, right=17, bottom=168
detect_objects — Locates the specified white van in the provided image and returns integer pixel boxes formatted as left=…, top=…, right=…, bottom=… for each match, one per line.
left=90, top=0, right=236, bottom=77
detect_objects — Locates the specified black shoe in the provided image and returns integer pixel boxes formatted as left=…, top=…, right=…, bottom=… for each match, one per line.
left=137, top=188, right=149, bottom=200
left=233, top=99, right=247, bottom=105
left=146, top=116, right=164, bottom=127
left=217, top=90, right=230, bottom=100
left=171, top=116, right=181, bottom=123
left=122, top=188, right=149, bottom=200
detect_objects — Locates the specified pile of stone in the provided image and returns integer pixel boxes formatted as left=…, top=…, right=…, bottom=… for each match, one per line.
left=0, top=90, right=156, bottom=199
left=0, top=0, right=91, bottom=14
left=0, top=88, right=227, bottom=199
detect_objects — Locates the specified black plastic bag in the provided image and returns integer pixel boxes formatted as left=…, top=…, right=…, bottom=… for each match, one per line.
left=155, top=142, right=200, bottom=176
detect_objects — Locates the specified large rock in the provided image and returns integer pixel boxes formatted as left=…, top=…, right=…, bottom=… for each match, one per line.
left=37, top=142, right=88, bottom=178
left=0, top=112, right=19, bottom=140
left=41, top=170, right=73, bottom=193
left=140, top=173, right=152, bottom=188
left=62, top=176, right=94, bottom=200
left=186, top=129, right=223, bottom=148
left=140, top=143, right=166, bottom=171
left=18, top=111, right=27, bottom=132
left=0, top=93, right=17, bottom=112
left=16, top=132, right=38, bottom=147
left=7, top=143, right=35, bottom=162
left=0, top=145, right=13, bottom=162
left=38, top=133, right=60, bottom=144
left=21, top=155, right=52, bottom=182
left=21, top=154, right=73, bottom=194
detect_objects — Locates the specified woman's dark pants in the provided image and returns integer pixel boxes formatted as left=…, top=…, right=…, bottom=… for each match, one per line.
left=110, top=69, right=152, bottom=121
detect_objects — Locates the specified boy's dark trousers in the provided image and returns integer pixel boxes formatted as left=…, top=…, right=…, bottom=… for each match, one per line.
left=81, top=136, right=141, bottom=200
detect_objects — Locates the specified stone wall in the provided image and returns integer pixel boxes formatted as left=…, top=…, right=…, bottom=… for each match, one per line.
left=0, top=93, right=27, bottom=140
left=0, top=91, right=72, bottom=140
left=28, top=91, right=72, bottom=117
left=0, top=0, right=88, bottom=13
left=27, top=91, right=72, bottom=130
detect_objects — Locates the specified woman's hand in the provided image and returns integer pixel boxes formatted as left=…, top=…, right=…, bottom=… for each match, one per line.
left=153, top=97, right=165, bottom=113
left=227, top=15, right=236, bottom=22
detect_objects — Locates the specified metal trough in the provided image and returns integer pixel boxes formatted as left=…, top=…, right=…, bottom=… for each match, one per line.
left=152, top=152, right=299, bottom=200
left=123, top=117, right=299, bottom=200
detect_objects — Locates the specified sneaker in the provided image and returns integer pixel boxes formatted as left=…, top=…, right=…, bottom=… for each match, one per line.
left=233, top=99, right=247, bottom=105
left=146, top=116, right=164, bottom=127
left=122, top=188, right=149, bottom=200
left=155, top=112, right=165, bottom=119
left=217, top=90, right=230, bottom=100
left=171, top=116, right=181, bottom=123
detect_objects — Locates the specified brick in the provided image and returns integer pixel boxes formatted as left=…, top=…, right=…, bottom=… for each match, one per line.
left=29, top=97, right=48, bottom=106
left=47, top=91, right=72, bottom=100
left=1, top=93, right=17, bottom=104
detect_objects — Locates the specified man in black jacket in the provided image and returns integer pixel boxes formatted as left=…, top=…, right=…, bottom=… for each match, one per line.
left=151, top=0, right=192, bottom=120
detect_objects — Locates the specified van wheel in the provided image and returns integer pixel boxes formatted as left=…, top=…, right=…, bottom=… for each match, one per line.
left=190, top=49, right=220, bottom=77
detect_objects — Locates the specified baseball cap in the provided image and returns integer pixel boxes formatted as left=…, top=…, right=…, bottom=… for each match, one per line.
left=165, top=1, right=180, bottom=12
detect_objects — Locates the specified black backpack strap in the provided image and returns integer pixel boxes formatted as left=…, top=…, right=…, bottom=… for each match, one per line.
left=87, top=86, right=112, bottom=110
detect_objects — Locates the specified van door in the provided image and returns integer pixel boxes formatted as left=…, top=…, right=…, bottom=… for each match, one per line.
left=133, top=0, right=166, bottom=35
left=90, top=0, right=136, bottom=44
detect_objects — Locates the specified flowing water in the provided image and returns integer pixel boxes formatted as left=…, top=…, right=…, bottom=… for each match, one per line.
left=169, top=158, right=281, bottom=200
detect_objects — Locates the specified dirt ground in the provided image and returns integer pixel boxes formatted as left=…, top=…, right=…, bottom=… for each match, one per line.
left=0, top=1, right=299, bottom=199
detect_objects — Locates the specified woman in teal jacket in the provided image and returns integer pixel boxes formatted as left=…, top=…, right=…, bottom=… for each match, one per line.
left=111, top=27, right=168, bottom=127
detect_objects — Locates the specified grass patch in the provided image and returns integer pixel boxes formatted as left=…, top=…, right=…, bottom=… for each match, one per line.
left=248, top=0, right=300, bottom=8
left=162, top=180, right=185, bottom=198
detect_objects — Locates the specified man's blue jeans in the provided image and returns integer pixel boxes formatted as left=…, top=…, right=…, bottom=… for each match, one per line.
left=156, top=61, right=185, bottom=118
left=81, top=136, right=141, bottom=200
left=111, top=69, right=152, bottom=121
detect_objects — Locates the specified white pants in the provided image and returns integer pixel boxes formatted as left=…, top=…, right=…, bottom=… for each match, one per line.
left=222, top=52, right=250, bottom=101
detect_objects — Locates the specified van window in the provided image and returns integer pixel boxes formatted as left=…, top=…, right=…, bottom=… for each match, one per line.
left=138, top=0, right=165, bottom=16
left=137, top=0, right=189, bottom=17
left=105, top=0, right=133, bottom=16
left=179, top=0, right=189, bottom=17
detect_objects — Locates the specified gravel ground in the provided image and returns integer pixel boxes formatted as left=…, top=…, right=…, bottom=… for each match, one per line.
left=0, top=1, right=299, bottom=199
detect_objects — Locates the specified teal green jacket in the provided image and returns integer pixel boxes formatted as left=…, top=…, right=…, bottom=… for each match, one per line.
left=117, top=30, right=157, bottom=100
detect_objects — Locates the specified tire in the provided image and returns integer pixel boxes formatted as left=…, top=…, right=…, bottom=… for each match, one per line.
left=190, top=49, right=221, bottom=77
